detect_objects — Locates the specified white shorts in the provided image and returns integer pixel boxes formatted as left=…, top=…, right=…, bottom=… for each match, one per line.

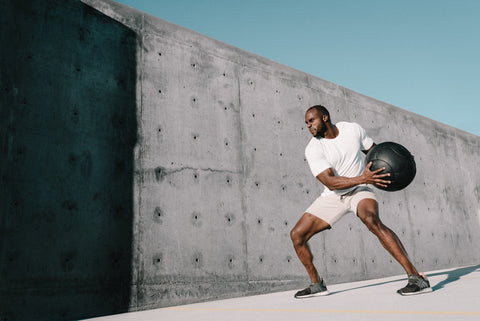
left=305, top=186, right=376, bottom=227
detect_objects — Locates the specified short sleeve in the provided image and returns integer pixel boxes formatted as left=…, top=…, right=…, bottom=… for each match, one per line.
left=358, top=124, right=374, bottom=150
left=305, top=144, right=331, bottom=177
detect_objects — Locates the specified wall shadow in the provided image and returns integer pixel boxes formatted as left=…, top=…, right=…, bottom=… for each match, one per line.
left=1, top=1, right=137, bottom=320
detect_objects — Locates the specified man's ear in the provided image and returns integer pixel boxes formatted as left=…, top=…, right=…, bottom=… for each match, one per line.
left=322, top=114, right=329, bottom=122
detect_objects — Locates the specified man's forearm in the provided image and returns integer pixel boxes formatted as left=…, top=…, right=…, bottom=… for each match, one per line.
left=316, top=174, right=364, bottom=191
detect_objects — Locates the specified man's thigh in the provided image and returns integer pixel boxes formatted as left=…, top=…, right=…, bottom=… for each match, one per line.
left=305, top=195, right=349, bottom=227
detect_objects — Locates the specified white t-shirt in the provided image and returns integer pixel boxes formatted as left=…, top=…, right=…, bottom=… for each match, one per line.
left=305, top=121, right=374, bottom=196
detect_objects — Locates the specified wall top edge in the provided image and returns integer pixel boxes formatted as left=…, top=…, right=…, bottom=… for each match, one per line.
left=80, top=0, right=478, bottom=140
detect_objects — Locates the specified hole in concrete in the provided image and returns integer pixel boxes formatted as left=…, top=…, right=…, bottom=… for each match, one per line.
left=225, top=213, right=235, bottom=225
left=153, top=207, right=164, bottom=223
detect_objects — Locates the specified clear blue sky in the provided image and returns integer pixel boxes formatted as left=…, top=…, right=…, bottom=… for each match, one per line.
left=115, top=0, right=479, bottom=136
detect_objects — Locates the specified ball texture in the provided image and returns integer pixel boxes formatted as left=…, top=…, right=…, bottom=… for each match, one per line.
left=365, top=142, right=416, bottom=191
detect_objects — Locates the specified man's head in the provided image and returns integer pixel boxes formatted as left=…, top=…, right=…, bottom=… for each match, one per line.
left=305, top=105, right=331, bottom=138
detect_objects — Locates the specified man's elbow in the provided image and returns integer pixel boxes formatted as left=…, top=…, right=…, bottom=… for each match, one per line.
left=325, top=183, right=341, bottom=191
left=316, top=175, right=338, bottom=190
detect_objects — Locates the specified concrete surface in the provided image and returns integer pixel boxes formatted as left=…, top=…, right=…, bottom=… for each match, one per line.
left=1, top=0, right=479, bottom=320
left=83, top=265, right=480, bottom=321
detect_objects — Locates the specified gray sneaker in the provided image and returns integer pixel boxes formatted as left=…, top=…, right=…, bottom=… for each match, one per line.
left=294, top=279, right=330, bottom=298
left=397, top=274, right=432, bottom=296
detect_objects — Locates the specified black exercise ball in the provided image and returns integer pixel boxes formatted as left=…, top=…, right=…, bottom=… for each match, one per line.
left=365, top=142, right=416, bottom=191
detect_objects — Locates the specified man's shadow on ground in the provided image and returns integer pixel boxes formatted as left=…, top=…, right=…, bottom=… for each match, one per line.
left=330, top=264, right=480, bottom=295
left=428, top=264, right=480, bottom=291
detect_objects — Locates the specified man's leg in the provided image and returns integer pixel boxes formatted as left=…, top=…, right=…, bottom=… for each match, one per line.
left=290, top=213, right=331, bottom=283
left=356, top=198, right=419, bottom=275
left=356, top=198, right=432, bottom=295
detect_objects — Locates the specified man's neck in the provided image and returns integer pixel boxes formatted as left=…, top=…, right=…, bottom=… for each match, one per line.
left=323, top=123, right=338, bottom=139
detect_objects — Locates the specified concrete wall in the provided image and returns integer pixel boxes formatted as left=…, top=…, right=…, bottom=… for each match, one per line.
left=1, top=0, right=479, bottom=319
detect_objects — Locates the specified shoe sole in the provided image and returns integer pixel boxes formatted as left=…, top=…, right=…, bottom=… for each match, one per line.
left=295, top=290, right=330, bottom=298
left=397, top=287, right=433, bottom=296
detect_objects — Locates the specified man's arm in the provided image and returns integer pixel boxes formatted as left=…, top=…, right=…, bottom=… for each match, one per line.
left=316, top=162, right=390, bottom=191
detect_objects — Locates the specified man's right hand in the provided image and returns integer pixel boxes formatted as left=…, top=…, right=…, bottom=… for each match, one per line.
left=361, top=162, right=391, bottom=188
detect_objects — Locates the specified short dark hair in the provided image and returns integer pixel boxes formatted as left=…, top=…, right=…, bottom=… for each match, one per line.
left=307, top=105, right=331, bottom=122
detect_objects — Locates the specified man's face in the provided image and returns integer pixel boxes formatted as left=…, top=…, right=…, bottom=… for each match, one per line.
left=305, top=109, right=326, bottom=138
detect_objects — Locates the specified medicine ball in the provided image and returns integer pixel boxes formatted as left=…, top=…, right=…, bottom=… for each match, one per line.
left=365, top=142, right=416, bottom=191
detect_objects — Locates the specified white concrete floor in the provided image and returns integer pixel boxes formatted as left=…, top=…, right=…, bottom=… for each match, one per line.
left=83, top=265, right=480, bottom=321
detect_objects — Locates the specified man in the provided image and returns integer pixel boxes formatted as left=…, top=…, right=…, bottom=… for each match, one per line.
left=290, top=105, right=431, bottom=298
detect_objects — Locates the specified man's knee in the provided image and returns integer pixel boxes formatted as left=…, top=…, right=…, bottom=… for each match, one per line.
left=291, top=224, right=313, bottom=249
left=291, top=213, right=330, bottom=247
left=290, top=227, right=303, bottom=245
left=359, top=212, right=384, bottom=234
